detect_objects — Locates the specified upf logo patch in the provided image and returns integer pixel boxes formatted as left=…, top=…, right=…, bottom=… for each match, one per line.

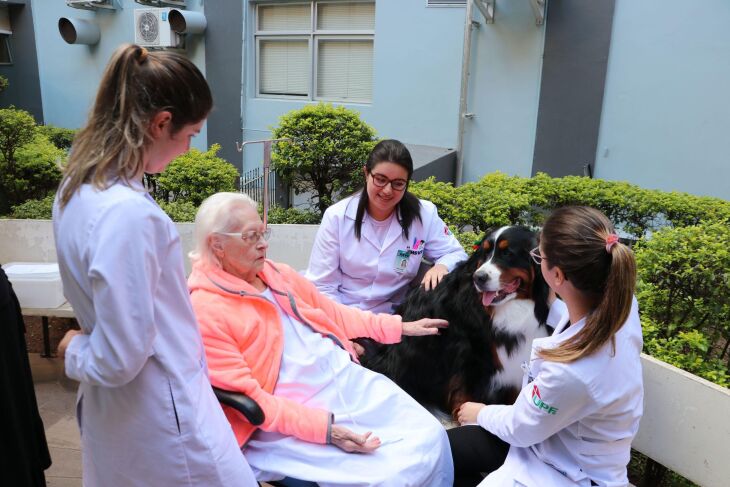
left=531, top=385, right=558, bottom=415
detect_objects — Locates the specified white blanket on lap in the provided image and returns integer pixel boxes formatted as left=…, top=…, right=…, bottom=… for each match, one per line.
left=244, top=288, right=453, bottom=487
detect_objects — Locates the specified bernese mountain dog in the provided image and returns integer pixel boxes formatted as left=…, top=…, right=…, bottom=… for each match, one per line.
left=360, top=226, right=551, bottom=416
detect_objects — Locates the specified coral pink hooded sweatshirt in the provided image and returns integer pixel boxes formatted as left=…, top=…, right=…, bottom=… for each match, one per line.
left=188, top=259, right=403, bottom=447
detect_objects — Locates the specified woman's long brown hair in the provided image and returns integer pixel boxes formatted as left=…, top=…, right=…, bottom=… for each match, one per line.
left=538, top=206, right=636, bottom=363
left=59, top=44, right=212, bottom=208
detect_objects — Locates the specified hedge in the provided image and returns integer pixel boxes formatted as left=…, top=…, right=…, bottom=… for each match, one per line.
left=410, top=172, right=730, bottom=241
left=634, top=222, right=730, bottom=387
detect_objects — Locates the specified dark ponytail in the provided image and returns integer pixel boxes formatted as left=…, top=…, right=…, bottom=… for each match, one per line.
left=354, top=139, right=421, bottom=240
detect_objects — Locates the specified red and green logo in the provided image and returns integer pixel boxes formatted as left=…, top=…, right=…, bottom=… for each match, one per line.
left=531, top=385, right=558, bottom=415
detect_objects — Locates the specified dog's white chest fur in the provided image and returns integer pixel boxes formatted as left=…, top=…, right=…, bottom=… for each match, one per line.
left=491, top=299, right=549, bottom=391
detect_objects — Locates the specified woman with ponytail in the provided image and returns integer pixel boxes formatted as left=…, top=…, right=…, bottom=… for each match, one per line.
left=53, top=44, right=256, bottom=486
left=449, top=206, right=644, bottom=487
left=305, top=139, right=467, bottom=314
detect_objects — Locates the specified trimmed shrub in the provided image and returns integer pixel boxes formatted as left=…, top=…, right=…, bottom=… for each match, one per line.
left=150, top=144, right=239, bottom=206
left=0, top=107, right=36, bottom=168
left=634, top=222, right=730, bottom=386
left=267, top=205, right=321, bottom=225
left=1, top=134, right=64, bottom=208
left=36, top=125, right=77, bottom=151
left=271, top=103, right=377, bottom=215
left=159, top=201, right=198, bottom=222
left=10, top=193, right=55, bottom=219
left=410, top=172, right=730, bottom=240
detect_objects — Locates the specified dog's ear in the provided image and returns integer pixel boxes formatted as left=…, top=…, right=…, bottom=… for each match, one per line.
left=532, top=260, right=550, bottom=325
left=528, top=229, right=550, bottom=324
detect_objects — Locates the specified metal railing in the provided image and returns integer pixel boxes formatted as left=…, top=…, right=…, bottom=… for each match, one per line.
left=239, top=166, right=279, bottom=209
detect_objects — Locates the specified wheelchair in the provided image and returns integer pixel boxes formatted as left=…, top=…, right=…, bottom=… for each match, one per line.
left=213, top=387, right=317, bottom=487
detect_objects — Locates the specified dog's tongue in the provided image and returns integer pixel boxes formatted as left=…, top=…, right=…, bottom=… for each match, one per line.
left=482, top=291, right=497, bottom=306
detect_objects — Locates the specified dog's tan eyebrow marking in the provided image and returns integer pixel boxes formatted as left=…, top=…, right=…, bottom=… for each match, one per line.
left=498, top=239, right=509, bottom=250
left=483, top=240, right=491, bottom=250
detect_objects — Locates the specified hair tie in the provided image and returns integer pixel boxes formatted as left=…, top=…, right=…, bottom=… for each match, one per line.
left=138, top=47, right=149, bottom=64
left=605, top=234, right=619, bottom=253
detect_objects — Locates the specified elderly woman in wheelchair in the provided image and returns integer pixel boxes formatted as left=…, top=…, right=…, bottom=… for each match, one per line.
left=189, top=192, right=453, bottom=487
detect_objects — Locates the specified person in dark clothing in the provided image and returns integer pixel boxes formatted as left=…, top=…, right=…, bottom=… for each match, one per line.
left=0, top=266, right=52, bottom=486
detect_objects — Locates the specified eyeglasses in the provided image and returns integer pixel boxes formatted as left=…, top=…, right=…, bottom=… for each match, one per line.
left=529, top=247, right=546, bottom=265
left=370, top=172, right=408, bottom=192
left=216, top=228, right=271, bottom=244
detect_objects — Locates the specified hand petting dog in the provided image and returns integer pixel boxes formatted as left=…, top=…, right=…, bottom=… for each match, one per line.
left=402, top=318, right=449, bottom=336
left=457, top=401, right=487, bottom=425
left=421, top=263, right=449, bottom=290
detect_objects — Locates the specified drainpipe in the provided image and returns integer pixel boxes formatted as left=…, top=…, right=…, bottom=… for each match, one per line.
left=455, top=0, right=477, bottom=186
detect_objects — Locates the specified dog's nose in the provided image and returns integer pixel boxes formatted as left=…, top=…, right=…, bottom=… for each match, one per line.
left=473, top=271, right=488, bottom=287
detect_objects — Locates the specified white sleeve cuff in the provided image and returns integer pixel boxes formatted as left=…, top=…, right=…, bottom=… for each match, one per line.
left=64, top=333, right=89, bottom=382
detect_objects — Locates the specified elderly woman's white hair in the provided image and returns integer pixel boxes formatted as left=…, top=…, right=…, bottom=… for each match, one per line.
left=189, top=192, right=259, bottom=266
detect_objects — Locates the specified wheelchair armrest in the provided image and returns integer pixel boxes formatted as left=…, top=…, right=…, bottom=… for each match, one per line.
left=212, top=386, right=265, bottom=426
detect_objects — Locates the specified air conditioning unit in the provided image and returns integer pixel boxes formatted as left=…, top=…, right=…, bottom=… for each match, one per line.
left=134, top=8, right=182, bottom=48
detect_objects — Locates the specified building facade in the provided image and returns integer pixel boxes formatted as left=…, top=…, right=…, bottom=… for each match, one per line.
left=1, top=0, right=728, bottom=200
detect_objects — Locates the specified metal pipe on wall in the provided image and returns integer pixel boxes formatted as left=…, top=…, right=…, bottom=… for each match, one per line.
left=455, top=0, right=476, bottom=186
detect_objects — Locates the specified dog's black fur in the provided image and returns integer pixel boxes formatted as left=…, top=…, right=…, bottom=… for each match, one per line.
left=360, top=226, right=551, bottom=415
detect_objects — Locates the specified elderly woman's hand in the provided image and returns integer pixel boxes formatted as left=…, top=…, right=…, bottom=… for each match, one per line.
left=401, top=318, right=448, bottom=336
left=331, top=424, right=381, bottom=453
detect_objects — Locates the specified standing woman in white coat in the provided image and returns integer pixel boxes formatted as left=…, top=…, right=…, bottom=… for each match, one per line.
left=449, top=206, right=643, bottom=487
left=305, top=139, right=467, bottom=314
left=53, top=44, right=256, bottom=486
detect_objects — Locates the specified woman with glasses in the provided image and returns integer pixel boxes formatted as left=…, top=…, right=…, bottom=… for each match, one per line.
left=305, top=139, right=467, bottom=314
left=187, top=192, right=454, bottom=486
left=448, top=206, right=643, bottom=487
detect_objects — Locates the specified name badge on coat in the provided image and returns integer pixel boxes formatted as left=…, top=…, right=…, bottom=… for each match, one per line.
left=394, top=249, right=410, bottom=273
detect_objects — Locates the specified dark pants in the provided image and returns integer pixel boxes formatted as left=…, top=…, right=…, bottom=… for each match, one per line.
left=448, top=425, right=510, bottom=487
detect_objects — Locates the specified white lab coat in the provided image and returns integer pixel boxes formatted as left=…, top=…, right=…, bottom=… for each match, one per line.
left=305, top=193, right=467, bottom=313
left=477, top=299, right=644, bottom=487
left=53, top=180, right=256, bottom=487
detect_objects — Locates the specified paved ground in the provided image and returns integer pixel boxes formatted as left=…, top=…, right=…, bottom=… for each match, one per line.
left=30, top=354, right=82, bottom=487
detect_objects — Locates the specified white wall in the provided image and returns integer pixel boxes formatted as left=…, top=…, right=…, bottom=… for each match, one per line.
left=595, top=0, right=730, bottom=199
left=0, top=220, right=319, bottom=275
left=31, top=0, right=209, bottom=151
left=460, top=0, right=546, bottom=182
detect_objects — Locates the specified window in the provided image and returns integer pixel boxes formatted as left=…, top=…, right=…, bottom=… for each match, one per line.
left=0, top=6, right=11, bottom=65
left=0, top=35, right=11, bottom=65
left=255, top=2, right=375, bottom=103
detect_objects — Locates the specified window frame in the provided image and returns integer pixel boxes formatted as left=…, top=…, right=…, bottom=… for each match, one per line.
left=254, top=1, right=375, bottom=103
left=0, top=34, right=12, bottom=66
left=426, top=0, right=466, bottom=7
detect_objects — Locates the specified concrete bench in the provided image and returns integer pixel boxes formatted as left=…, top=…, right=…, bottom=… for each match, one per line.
left=632, top=354, right=730, bottom=487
